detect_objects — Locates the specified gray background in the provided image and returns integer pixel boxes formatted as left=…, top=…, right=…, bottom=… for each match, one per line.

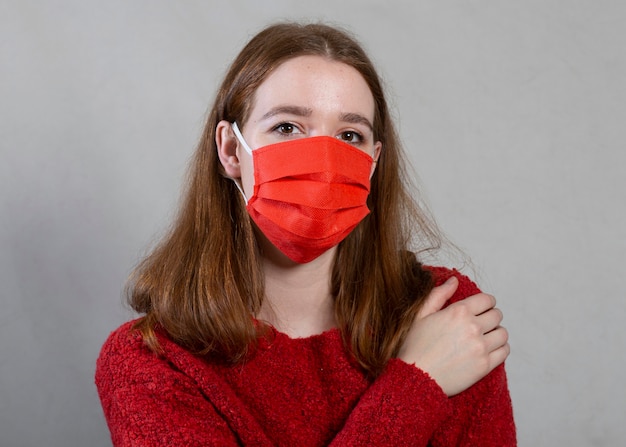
left=1, top=1, right=624, bottom=446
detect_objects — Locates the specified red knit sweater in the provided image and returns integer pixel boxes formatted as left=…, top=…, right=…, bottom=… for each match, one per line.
left=96, top=268, right=516, bottom=446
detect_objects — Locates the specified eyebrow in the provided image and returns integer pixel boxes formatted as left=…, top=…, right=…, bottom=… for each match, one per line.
left=261, top=105, right=313, bottom=120
left=339, top=112, right=374, bottom=131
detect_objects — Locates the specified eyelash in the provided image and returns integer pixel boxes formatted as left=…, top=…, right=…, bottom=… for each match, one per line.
left=338, top=131, right=363, bottom=144
left=272, top=123, right=365, bottom=145
left=273, top=123, right=299, bottom=135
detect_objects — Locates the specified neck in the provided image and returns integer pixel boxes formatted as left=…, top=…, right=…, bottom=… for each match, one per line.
left=256, top=245, right=337, bottom=338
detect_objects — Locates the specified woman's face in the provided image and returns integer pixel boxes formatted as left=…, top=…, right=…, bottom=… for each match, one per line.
left=217, top=55, right=382, bottom=198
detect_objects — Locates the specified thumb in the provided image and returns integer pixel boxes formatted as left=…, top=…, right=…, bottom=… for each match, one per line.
left=417, top=276, right=459, bottom=319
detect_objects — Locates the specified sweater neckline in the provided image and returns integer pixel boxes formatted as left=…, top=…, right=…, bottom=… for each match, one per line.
left=271, top=325, right=340, bottom=341
left=256, top=323, right=342, bottom=349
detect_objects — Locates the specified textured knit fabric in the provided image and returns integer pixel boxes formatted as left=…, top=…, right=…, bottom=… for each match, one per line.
left=96, top=267, right=516, bottom=446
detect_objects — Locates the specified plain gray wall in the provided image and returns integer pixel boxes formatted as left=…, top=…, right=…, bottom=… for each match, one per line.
left=1, top=1, right=624, bottom=446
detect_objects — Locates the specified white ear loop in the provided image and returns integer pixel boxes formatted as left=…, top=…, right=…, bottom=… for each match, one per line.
left=231, top=122, right=254, bottom=155
left=229, top=122, right=253, bottom=204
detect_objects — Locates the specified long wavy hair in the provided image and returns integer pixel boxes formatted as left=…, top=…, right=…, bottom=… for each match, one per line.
left=129, top=22, right=442, bottom=377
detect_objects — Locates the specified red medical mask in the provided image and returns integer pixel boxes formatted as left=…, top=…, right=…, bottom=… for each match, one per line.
left=231, top=122, right=374, bottom=263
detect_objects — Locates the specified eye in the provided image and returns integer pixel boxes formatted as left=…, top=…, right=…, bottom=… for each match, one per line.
left=273, top=123, right=299, bottom=135
left=338, top=131, right=363, bottom=144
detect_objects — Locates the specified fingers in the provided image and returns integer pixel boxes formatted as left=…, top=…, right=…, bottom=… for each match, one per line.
left=461, top=292, right=497, bottom=316
left=487, top=339, right=511, bottom=372
left=475, top=307, right=503, bottom=334
left=476, top=306, right=509, bottom=369
left=483, top=325, right=509, bottom=353
left=417, top=276, right=459, bottom=319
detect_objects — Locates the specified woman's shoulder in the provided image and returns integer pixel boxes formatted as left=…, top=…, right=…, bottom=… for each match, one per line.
left=424, top=266, right=482, bottom=305
left=95, top=320, right=153, bottom=384
left=95, top=319, right=212, bottom=385
left=95, top=318, right=189, bottom=392
left=95, top=318, right=211, bottom=410
left=97, top=320, right=145, bottom=362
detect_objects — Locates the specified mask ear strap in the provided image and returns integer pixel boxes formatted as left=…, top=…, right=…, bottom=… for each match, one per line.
left=231, top=122, right=253, bottom=155
left=231, top=177, right=249, bottom=205
left=230, top=122, right=251, bottom=204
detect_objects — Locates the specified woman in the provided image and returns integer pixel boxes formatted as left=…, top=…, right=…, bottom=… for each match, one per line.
left=96, top=22, right=515, bottom=446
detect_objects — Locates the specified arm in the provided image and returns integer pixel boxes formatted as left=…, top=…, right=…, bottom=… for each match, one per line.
left=329, top=359, right=453, bottom=446
left=96, top=323, right=450, bottom=447
left=330, top=269, right=514, bottom=446
left=97, top=322, right=454, bottom=447
left=432, top=363, right=516, bottom=446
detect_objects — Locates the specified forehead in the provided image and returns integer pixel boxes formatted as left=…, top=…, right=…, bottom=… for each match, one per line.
left=248, top=55, right=376, bottom=122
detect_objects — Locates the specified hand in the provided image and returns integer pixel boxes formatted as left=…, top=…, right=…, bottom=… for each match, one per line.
left=397, top=276, right=510, bottom=396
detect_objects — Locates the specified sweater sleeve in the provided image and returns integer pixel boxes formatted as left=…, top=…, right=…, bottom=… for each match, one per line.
left=329, top=359, right=452, bottom=446
left=431, top=363, right=516, bottom=446
left=330, top=267, right=516, bottom=446
left=97, top=323, right=452, bottom=447
left=95, top=323, right=245, bottom=447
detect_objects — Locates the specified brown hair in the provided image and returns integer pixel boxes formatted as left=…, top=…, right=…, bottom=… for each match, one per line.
left=129, top=22, right=441, bottom=376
